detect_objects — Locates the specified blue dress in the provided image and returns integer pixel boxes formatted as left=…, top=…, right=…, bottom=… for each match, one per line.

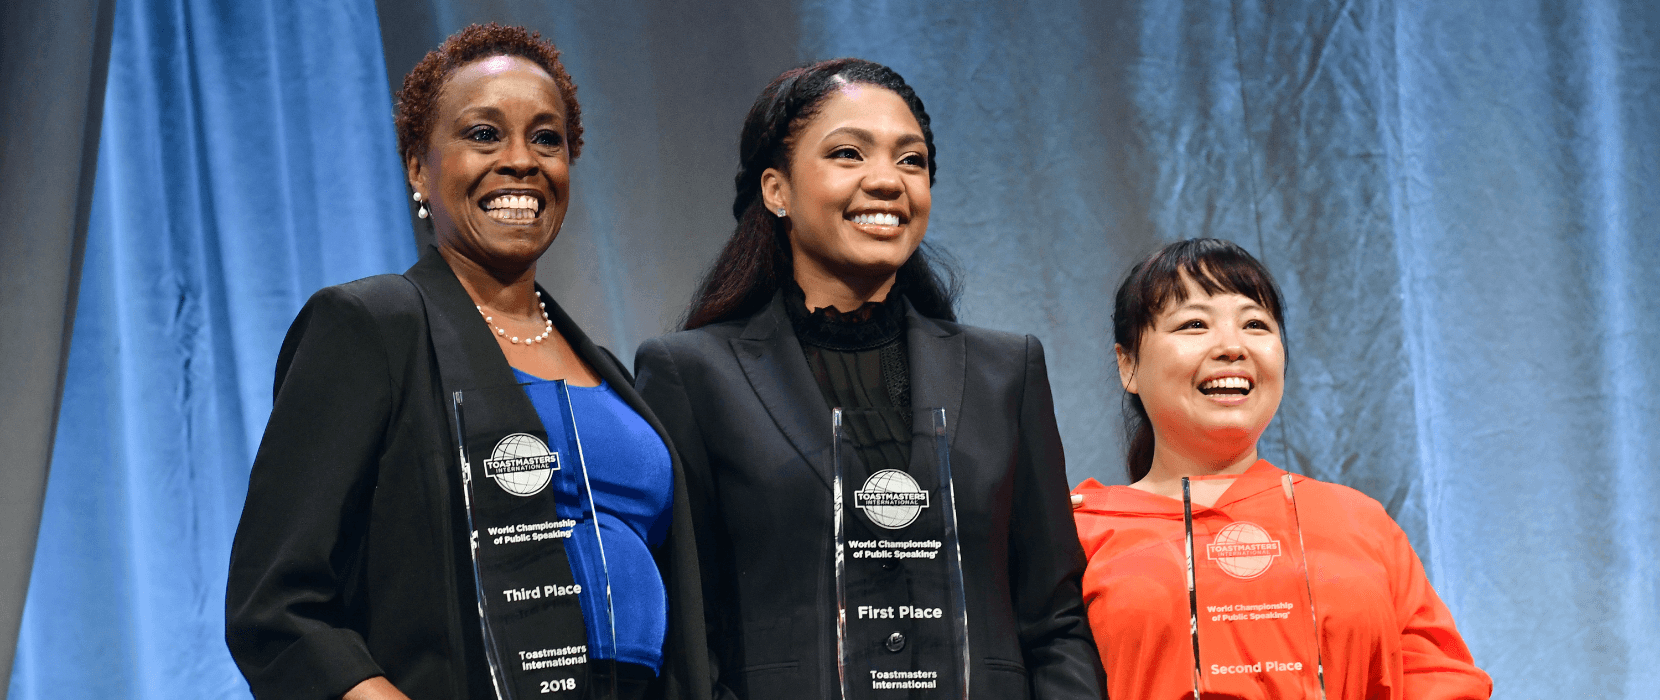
left=514, top=369, right=672, bottom=673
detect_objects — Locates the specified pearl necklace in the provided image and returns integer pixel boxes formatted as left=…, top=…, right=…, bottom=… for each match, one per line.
left=477, top=291, right=553, bottom=345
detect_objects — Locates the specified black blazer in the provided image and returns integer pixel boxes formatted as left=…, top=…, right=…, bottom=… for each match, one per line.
left=634, top=294, right=1103, bottom=700
left=227, top=247, right=712, bottom=700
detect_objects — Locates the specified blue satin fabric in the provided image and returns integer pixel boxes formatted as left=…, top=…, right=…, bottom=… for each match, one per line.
left=513, top=371, right=673, bottom=673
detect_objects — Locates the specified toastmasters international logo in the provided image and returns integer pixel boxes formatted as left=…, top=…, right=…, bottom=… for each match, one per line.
left=482, top=433, right=559, bottom=497
left=1206, top=521, right=1282, bottom=579
left=854, top=469, right=930, bottom=529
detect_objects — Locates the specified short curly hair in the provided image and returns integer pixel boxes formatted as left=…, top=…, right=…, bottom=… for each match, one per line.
left=394, top=23, right=583, bottom=164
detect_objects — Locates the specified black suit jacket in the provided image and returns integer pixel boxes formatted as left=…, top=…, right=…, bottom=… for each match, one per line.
left=634, top=295, right=1103, bottom=699
left=227, top=247, right=712, bottom=700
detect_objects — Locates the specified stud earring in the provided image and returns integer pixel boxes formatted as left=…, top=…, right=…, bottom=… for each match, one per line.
left=776, top=208, right=787, bottom=217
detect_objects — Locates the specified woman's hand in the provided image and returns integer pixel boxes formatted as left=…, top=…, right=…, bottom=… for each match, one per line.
left=342, top=677, right=410, bottom=700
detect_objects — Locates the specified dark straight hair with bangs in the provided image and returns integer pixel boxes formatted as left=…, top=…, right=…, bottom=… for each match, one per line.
left=681, top=57, right=959, bottom=330
left=1112, top=238, right=1287, bottom=482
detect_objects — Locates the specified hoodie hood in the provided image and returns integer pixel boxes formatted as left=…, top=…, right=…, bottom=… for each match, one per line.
left=1071, top=460, right=1298, bottom=520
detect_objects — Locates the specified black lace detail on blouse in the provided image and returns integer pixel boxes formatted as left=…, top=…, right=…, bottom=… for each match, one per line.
left=784, top=283, right=913, bottom=472
left=878, top=344, right=910, bottom=411
left=784, top=283, right=912, bottom=411
left=784, top=283, right=906, bottom=352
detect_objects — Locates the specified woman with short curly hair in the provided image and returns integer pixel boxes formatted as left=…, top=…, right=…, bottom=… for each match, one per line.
left=227, top=24, right=710, bottom=700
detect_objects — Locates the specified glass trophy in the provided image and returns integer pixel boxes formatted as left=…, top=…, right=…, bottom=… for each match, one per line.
left=453, top=382, right=616, bottom=700
left=832, top=407, right=970, bottom=700
left=1182, top=474, right=1327, bottom=699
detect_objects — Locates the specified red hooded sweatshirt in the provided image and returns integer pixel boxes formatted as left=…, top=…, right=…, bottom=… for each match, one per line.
left=1072, top=460, right=1491, bottom=700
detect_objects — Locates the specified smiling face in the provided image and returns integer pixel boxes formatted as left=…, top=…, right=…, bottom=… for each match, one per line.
left=761, top=84, right=931, bottom=297
left=1118, top=273, right=1285, bottom=461
left=407, top=55, right=571, bottom=273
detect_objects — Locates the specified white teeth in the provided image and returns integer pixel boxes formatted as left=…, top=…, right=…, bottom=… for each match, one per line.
left=482, top=195, right=539, bottom=223
left=851, top=212, right=900, bottom=226
left=1200, top=376, right=1252, bottom=391
left=483, top=194, right=539, bottom=211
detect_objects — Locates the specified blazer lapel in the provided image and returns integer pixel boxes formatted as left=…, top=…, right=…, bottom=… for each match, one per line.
left=546, top=298, right=668, bottom=447
left=544, top=299, right=618, bottom=388
left=403, top=246, right=536, bottom=420
left=731, top=294, right=838, bottom=490
left=405, top=245, right=665, bottom=452
left=905, top=303, right=965, bottom=454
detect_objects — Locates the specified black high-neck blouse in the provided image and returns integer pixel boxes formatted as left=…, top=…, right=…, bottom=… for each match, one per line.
left=783, top=282, right=911, bottom=411
left=783, top=283, right=912, bottom=472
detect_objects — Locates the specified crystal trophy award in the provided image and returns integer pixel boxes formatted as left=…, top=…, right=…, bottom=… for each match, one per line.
left=1182, top=474, right=1327, bottom=699
left=832, top=407, right=970, bottom=700
left=453, top=382, right=617, bottom=700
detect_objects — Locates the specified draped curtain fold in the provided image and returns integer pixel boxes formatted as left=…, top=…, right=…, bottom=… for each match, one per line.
left=8, top=0, right=1656, bottom=697
left=0, top=0, right=114, bottom=689
left=7, top=0, right=414, bottom=696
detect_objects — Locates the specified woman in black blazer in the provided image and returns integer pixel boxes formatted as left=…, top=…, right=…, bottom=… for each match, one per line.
left=634, top=58, right=1102, bottom=700
left=226, top=25, right=709, bottom=700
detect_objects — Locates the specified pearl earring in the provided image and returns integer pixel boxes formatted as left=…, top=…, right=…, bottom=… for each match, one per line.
left=413, top=191, right=429, bottom=219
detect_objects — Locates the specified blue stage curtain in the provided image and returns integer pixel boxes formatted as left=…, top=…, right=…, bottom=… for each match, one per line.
left=6, top=0, right=415, bottom=696
left=9, top=0, right=1655, bottom=696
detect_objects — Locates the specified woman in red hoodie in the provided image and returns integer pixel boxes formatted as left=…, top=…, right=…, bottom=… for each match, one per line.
left=1072, top=239, right=1490, bottom=699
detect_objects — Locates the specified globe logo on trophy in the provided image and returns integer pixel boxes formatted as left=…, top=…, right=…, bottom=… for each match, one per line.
left=854, top=469, right=931, bottom=529
left=482, top=432, right=559, bottom=497
left=1205, top=521, right=1283, bottom=579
